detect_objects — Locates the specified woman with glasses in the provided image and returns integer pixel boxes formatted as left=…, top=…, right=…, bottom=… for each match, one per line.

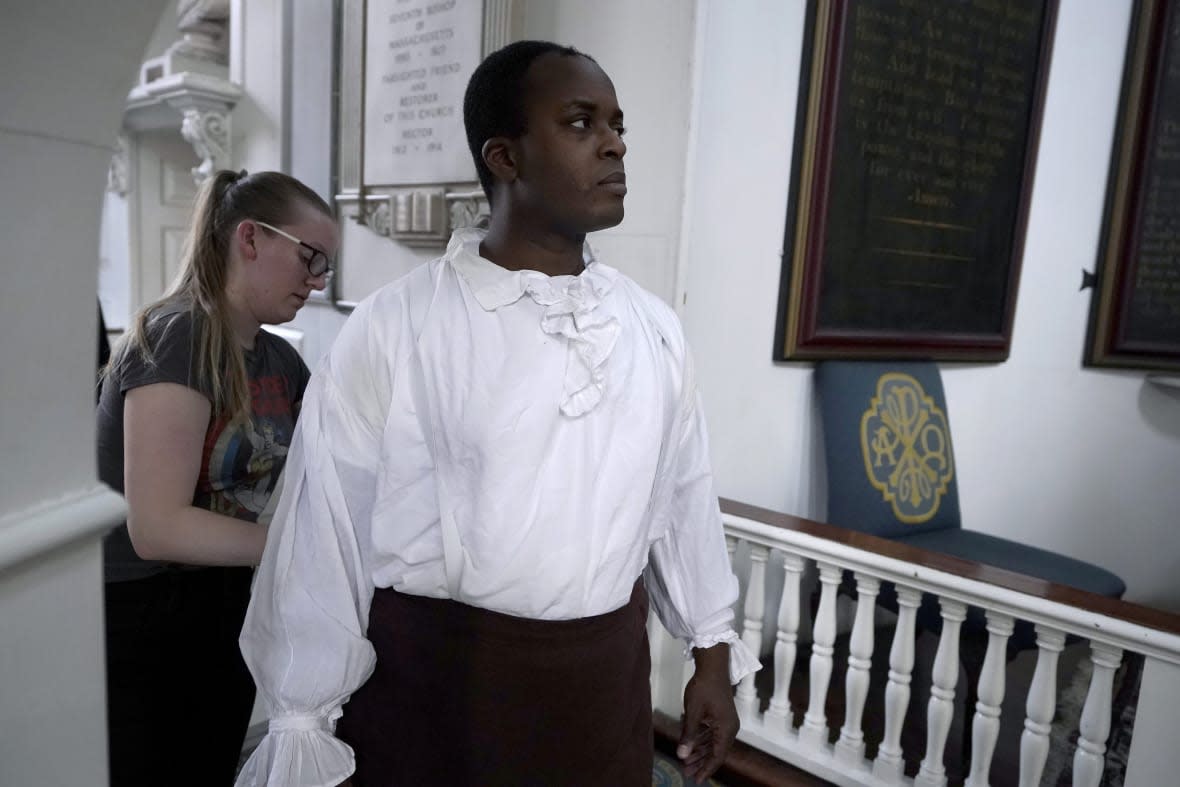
left=97, top=169, right=338, bottom=786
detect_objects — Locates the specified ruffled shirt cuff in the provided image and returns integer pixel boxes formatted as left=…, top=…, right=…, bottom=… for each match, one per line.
left=234, top=714, right=354, bottom=787
left=684, top=630, right=762, bottom=685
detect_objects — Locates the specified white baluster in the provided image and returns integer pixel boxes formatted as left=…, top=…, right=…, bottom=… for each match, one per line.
left=1071, top=642, right=1124, bottom=787
left=965, top=611, right=1014, bottom=787
left=736, top=543, right=769, bottom=720
left=835, top=573, right=881, bottom=765
left=873, top=586, right=922, bottom=784
left=799, top=562, right=841, bottom=750
left=765, top=552, right=806, bottom=733
left=1018, top=625, right=1065, bottom=787
left=915, top=597, right=966, bottom=787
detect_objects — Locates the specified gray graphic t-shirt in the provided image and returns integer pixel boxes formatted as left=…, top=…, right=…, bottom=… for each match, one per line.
left=97, top=305, right=310, bottom=582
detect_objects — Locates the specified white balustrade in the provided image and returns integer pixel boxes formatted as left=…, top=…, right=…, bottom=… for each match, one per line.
left=736, top=543, right=769, bottom=719
left=873, top=586, right=922, bottom=784
left=648, top=513, right=1180, bottom=787
left=915, top=597, right=966, bottom=787
left=799, top=561, right=841, bottom=749
left=765, top=552, right=806, bottom=732
left=835, top=572, right=880, bottom=765
left=1019, top=625, right=1065, bottom=787
left=965, top=611, right=1014, bottom=787
left=1071, top=642, right=1123, bottom=787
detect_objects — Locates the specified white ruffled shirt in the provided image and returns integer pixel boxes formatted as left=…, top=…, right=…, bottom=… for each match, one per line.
left=235, top=229, right=760, bottom=787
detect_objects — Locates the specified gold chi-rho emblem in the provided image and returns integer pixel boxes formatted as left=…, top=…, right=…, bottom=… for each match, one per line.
left=860, top=373, right=954, bottom=524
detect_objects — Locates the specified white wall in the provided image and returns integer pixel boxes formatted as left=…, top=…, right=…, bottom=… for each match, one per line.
left=682, top=0, right=1180, bottom=610
left=0, top=2, right=167, bottom=784
left=517, top=0, right=697, bottom=303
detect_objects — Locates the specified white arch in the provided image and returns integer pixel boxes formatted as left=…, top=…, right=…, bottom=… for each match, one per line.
left=1, top=3, right=168, bottom=784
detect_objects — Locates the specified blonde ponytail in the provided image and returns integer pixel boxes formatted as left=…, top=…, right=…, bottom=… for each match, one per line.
left=106, top=170, right=332, bottom=421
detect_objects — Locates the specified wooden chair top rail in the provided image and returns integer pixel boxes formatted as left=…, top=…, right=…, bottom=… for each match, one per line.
left=719, top=497, right=1180, bottom=639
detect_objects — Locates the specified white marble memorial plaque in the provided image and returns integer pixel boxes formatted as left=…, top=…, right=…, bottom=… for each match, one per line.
left=363, top=0, right=482, bottom=185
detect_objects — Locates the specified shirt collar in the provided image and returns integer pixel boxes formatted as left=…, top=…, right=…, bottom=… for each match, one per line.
left=446, top=227, right=612, bottom=311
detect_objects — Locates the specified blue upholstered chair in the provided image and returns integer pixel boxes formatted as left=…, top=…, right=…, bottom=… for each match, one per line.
left=814, top=360, right=1125, bottom=603
left=814, top=360, right=1126, bottom=762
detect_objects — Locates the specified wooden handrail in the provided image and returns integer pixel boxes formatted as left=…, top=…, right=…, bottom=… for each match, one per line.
left=719, top=497, right=1180, bottom=638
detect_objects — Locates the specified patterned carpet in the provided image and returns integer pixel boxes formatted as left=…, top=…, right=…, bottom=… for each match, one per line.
left=652, top=749, right=724, bottom=787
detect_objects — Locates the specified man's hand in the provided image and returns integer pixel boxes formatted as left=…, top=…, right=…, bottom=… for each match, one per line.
left=677, top=643, right=739, bottom=783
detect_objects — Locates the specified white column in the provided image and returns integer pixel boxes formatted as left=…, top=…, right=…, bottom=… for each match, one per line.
left=736, top=543, right=769, bottom=719
left=965, top=611, right=1014, bottom=787
left=835, top=572, right=880, bottom=765
left=915, top=597, right=966, bottom=787
left=1071, top=642, right=1123, bottom=787
left=873, top=586, right=922, bottom=784
left=765, top=552, right=806, bottom=734
left=799, top=562, right=841, bottom=750
left=2, top=3, right=163, bottom=784
left=1018, top=625, right=1065, bottom=787
left=229, top=0, right=287, bottom=170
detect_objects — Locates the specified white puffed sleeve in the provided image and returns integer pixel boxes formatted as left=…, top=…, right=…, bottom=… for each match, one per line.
left=236, top=301, right=391, bottom=787
left=644, top=349, right=761, bottom=685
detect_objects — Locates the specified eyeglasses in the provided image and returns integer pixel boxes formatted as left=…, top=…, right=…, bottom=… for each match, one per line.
left=254, top=220, right=334, bottom=278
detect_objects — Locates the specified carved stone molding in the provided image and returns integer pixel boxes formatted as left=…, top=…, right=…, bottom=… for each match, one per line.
left=482, top=0, right=514, bottom=55
left=123, top=0, right=238, bottom=185
left=125, top=72, right=240, bottom=185
left=356, top=196, right=393, bottom=237
left=447, top=189, right=491, bottom=232
left=139, top=0, right=230, bottom=84
left=339, top=185, right=487, bottom=250
left=173, top=0, right=231, bottom=66
left=178, top=106, right=230, bottom=184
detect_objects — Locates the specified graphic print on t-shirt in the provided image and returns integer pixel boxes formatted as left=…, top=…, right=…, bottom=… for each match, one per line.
left=198, top=374, right=296, bottom=521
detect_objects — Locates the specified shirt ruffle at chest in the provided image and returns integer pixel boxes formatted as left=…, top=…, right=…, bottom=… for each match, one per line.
left=447, top=228, right=622, bottom=417
left=521, top=267, right=620, bottom=417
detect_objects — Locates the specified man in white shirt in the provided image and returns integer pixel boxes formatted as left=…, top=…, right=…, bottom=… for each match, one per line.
left=236, top=40, right=758, bottom=787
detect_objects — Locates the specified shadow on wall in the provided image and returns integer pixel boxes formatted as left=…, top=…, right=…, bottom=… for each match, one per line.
left=1138, top=377, right=1180, bottom=440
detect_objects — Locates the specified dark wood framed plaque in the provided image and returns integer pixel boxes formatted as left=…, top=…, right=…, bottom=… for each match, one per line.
left=775, top=0, right=1059, bottom=361
left=1086, top=0, right=1180, bottom=372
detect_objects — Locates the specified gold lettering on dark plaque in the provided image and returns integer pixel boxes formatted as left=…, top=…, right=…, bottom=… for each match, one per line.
left=1126, top=13, right=1180, bottom=342
left=818, top=0, right=1046, bottom=333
